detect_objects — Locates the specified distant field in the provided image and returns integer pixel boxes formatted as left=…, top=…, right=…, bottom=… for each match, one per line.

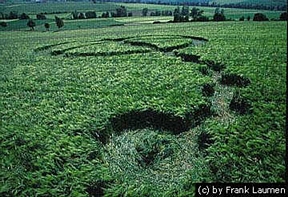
left=0, top=2, right=285, bottom=32
left=0, top=2, right=119, bottom=15
left=0, top=18, right=124, bottom=31
left=0, top=2, right=284, bottom=19
left=211, top=0, right=287, bottom=6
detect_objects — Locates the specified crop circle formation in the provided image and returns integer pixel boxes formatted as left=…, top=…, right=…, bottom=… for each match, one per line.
left=33, top=34, right=253, bottom=195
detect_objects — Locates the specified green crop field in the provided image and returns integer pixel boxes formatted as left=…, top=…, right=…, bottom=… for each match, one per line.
left=211, top=0, right=287, bottom=6
left=0, top=1, right=287, bottom=196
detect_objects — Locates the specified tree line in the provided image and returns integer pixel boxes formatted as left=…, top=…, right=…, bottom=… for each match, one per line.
left=0, top=11, right=65, bottom=20
left=171, top=6, right=287, bottom=23
left=106, top=0, right=287, bottom=11
left=25, top=16, right=63, bottom=31
left=71, top=6, right=133, bottom=19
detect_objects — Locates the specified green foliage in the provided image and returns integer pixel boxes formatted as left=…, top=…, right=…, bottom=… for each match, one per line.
left=190, top=7, right=204, bottom=21
left=27, top=19, right=35, bottom=30
left=44, top=23, right=50, bottom=31
left=8, top=11, right=18, bottom=19
left=112, top=5, right=127, bottom=17
left=102, top=11, right=110, bottom=18
left=213, top=8, right=226, bottom=21
left=173, top=6, right=189, bottom=22
left=85, top=11, right=97, bottom=19
left=279, top=12, right=287, bottom=21
left=72, top=10, right=79, bottom=19
left=181, top=5, right=189, bottom=18
left=55, top=16, right=64, bottom=29
left=253, top=13, right=269, bottom=21
left=78, top=12, right=85, bottom=19
left=36, top=13, right=46, bottom=20
left=0, top=21, right=7, bottom=27
left=142, top=8, right=148, bottom=16
left=19, top=13, right=30, bottom=20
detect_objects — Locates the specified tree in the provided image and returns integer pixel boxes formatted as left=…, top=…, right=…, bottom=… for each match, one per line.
left=78, top=12, right=85, bottom=19
left=55, top=16, right=64, bottom=29
left=190, top=7, right=204, bottom=21
left=253, top=13, right=269, bottom=21
left=27, top=19, right=36, bottom=30
left=181, top=5, right=189, bottom=22
left=181, top=5, right=189, bottom=17
left=102, top=12, right=109, bottom=18
left=213, top=8, right=226, bottom=21
left=85, top=11, right=97, bottom=19
left=9, top=11, right=18, bottom=19
left=19, top=13, right=30, bottom=20
left=247, top=16, right=251, bottom=21
left=173, top=6, right=190, bottom=22
left=0, top=21, right=7, bottom=27
left=220, top=9, right=224, bottom=15
left=36, top=13, right=46, bottom=20
left=142, top=8, right=148, bottom=16
left=213, top=13, right=226, bottom=21
left=115, top=6, right=127, bottom=17
left=173, top=6, right=181, bottom=22
left=44, top=23, right=50, bottom=31
left=214, top=7, right=220, bottom=15
left=279, top=12, right=287, bottom=21
left=239, top=16, right=245, bottom=21
left=72, top=10, right=79, bottom=19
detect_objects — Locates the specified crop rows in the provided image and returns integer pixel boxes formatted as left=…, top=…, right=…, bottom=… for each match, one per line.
left=64, top=41, right=152, bottom=57
left=0, top=21, right=286, bottom=196
left=125, top=35, right=193, bottom=52
left=174, top=22, right=286, bottom=182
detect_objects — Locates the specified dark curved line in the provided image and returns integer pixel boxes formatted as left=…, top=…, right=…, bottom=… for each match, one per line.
left=180, top=35, right=209, bottom=41
left=34, top=41, right=72, bottom=52
left=51, top=42, right=103, bottom=56
left=64, top=49, right=152, bottom=57
left=95, top=105, right=212, bottom=144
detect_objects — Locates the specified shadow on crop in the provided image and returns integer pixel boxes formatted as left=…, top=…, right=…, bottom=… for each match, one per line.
left=95, top=106, right=211, bottom=144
